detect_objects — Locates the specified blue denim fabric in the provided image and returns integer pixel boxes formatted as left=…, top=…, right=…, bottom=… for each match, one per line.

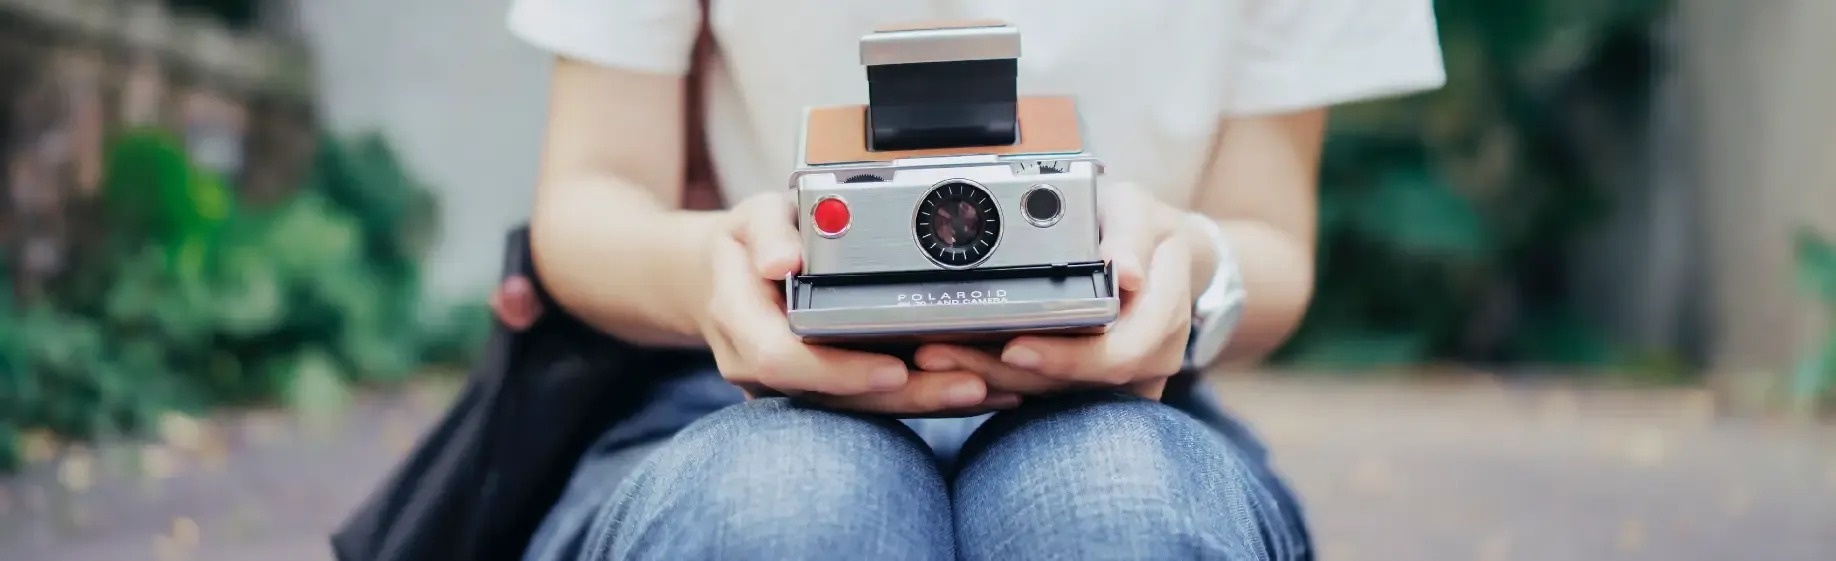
left=524, top=368, right=1310, bottom=561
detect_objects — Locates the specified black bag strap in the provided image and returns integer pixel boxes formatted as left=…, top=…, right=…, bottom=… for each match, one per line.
left=457, top=228, right=653, bottom=559
left=331, top=227, right=537, bottom=561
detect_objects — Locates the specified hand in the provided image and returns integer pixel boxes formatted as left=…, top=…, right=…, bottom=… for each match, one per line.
left=700, top=192, right=1023, bottom=416
left=915, top=182, right=1201, bottom=400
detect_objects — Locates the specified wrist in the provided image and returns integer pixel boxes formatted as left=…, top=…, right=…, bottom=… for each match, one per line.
left=675, top=209, right=735, bottom=333
left=1180, top=213, right=1224, bottom=304
left=1181, top=212, right=1245, bottom=369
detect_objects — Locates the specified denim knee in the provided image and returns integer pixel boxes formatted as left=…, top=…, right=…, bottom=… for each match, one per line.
left=582, top=398, right=953, bottom=561
left=953, top=392, right=1302, bottom=561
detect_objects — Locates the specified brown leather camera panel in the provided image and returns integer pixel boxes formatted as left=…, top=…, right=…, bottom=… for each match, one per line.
left=803, top=96, right=1084, bottom=166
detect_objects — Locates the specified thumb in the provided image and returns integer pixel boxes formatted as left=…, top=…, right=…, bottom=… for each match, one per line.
left=1098, top=185, right=1151, bottom=291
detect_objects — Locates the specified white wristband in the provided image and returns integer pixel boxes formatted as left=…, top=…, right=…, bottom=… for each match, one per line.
left=1184, top=213, right=1246, bottom=370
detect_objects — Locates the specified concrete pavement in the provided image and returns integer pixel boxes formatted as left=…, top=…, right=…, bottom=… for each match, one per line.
left=2, top=374, right=1831, bottom=561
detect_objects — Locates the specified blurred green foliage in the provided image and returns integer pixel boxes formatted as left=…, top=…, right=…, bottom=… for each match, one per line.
left=165, top=0, right=261, bottom=29
left=0, top=129, right=489, bottom=470
left=1275, top=0, right=1672, bottom=374
left=1793, top=229, right=1836, bottom=408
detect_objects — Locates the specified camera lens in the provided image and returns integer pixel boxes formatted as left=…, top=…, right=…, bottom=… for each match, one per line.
left=1021, top=184, right=1062, bottom=227
left=915, top=180, right=1001, bottom=268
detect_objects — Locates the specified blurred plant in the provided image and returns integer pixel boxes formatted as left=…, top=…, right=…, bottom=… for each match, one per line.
left=1275, top=0, right=1673, bottom=374
left=1792, top=228, right=1836, bottom=411
left=165, top=0, right=262, bottom=29
left=0, top=129, right=486, bottom=471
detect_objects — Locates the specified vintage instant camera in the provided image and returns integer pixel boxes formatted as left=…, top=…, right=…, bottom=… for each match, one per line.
left=785, top=21, right=1119, bottom=343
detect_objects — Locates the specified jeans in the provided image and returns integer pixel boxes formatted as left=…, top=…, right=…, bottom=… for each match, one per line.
left=529, top=389, right=1308, bottom=560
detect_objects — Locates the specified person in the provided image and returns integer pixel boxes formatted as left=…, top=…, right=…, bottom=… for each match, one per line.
left=498, top=1, right=1445, bottom=559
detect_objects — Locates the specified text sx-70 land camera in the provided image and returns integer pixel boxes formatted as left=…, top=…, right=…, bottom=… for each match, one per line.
left=785, top=21, right=1119, bottom=343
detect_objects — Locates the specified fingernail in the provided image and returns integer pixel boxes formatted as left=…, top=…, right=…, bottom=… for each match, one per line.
left=1003, top=346, right=1042, bottom=369
left=868, top=366, right=907, bottom=390
left=942, top=381, right=985, bottom=407
left=983, top=392, right=1022, bottom=409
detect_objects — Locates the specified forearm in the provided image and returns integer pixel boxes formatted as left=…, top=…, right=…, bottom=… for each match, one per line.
left=529, top=175, right=723, bottom=348
left=1185, top=108, right=1327, bottom=364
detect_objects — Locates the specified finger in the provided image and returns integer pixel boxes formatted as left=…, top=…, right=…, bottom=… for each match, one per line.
left=1097, top=185, right=1153, bottom=292
left=732, top=381, right=776, bottom=401
left=706, top=237, right=766, bottom=387
left=981, top=392, right=1023, bottom=410
left=914, top=344, right=1076, bottom=395
left=810, top=370, right=1000, bottom=416
left=1131, top=378, right=1169, bottom=401
left=1003, top=237, right=1195, bottom=383
left=490, top=276, right=543, bottom=330
left=737, top=192, right=803, bottom=279
left=704, top=318, right=748, bottom=383
left=708, top=236, right=910, bottom=394
left=716, top=237, right=912, bottom=395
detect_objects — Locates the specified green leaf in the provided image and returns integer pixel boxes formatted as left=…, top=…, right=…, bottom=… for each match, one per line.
left=261, top=193, right=364, bottom=278
left=5, top=127, right=456, bottom=474
left=1794, top=228, right=1836, bottom=310
left=1790, top=334, right=1836, bottom=399
left=281, top=349, right=354, bottom=426
left=99, top=129, right=237, bottom=250
left=309, top=133, right=440, bottom=265
left=19, top=307, right=107, bottom=376
left=0, top=422, right=20, bottom=471
left=1349, top=171, right=1491, bottom=260
left=206, top=244, right=288, bottom=337
left=1506, top=307, right=1624, bottom=368
left=100, top=129, right=193, bottom=241
left=1791, top=229, right=1836, bottom=402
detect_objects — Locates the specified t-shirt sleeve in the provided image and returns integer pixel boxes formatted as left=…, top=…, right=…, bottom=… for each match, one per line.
left=1222, top=0, right=1447, bottom=116
left=506, top=0, right=702, bottom=76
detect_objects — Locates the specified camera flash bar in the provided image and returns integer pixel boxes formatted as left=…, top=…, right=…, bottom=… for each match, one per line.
left=860, top=21, right=1021, bottom=152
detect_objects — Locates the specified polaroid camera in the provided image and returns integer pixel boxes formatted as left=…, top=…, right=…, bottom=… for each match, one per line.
left=785, top=21, right=1119, bottom=343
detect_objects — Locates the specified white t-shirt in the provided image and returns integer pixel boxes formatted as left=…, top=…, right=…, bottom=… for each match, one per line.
left=506, top=0, right=1446, bottom=206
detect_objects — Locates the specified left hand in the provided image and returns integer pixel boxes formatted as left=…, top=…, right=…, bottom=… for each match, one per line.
left=913, top=181, right=1204, bottom=400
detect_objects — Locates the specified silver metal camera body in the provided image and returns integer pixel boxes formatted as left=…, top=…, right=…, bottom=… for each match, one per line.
left=793, top=157, right=1103, bottom=276
left=784, top=22, right=1119, bottom=343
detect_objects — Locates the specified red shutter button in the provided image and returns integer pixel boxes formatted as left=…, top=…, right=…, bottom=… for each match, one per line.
left=813, top=196, right=850, bottom=238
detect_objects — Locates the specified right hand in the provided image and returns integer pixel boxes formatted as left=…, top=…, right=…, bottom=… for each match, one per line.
left=699, top=192, right=1021, bottom=416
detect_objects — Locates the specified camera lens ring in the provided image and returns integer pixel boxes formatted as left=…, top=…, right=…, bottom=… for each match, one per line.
left=1021, top=184, right=1063, bottom=228
left=913, top=179, right=1002, bottom=270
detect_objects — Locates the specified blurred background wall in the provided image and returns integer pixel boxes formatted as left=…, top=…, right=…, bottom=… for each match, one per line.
left=296, top=0, right=547, bottom=302
left=1676, top=0, right=1836, bottom=384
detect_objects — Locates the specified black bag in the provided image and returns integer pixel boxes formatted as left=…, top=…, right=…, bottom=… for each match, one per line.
left=329, top=227, right=698, bottom=561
